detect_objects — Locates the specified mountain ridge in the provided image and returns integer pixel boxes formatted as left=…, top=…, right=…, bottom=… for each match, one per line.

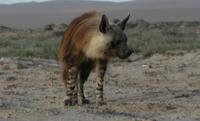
left=0, top=0, right=199, bottom=28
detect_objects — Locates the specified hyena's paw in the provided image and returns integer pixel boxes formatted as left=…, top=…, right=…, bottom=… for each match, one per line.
left=96, top=101, right=106, bottom=107
left=78, top=98, right=90, bottom=105
left=63, top=97, right=77, bottom=106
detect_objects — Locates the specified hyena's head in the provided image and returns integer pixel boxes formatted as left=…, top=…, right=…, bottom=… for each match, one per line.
left=99, top=14, right=132, bottom=59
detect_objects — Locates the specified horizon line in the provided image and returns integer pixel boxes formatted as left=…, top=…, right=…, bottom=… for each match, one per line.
left=0, top=0, right=135, bottom=5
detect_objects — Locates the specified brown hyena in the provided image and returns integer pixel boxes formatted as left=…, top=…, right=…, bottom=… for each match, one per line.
left=59, top=11, right=132, bottom=107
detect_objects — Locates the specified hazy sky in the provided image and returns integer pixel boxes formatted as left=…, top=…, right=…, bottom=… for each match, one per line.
left=0, top=0, right=133, bottom=4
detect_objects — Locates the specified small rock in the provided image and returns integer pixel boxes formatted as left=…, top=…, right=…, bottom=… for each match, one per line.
left=132, top=117, right=151, bottom=121
left=142, top=64, right=148, bottom=68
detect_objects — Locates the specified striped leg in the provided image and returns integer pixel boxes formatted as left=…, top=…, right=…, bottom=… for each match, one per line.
left=64, top=66, right=78, bottom=106
left=77, top=62, right=93, bottom=105
left=95, top=59, right=107, bottom=107
left=77, top=71, right=90, bottom=105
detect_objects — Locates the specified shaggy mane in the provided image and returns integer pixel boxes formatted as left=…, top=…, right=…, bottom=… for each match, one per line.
left=59, top=11, right=101, bottom=63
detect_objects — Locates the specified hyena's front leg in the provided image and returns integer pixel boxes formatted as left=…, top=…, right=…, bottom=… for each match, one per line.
left=77, top=70, right=90, bottom=105
left=63, top=66, right=78, bottom=106
left=95, top=59, right=107, bottom=107
left=77, top=62, right=93, bottom=105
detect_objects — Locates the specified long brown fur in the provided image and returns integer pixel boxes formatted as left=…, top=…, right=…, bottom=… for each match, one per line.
left=59, top=11, right=102, bottom=87
left=59, top=11, right=101, bottom=63
left=59, top=11, right=131, bottom=106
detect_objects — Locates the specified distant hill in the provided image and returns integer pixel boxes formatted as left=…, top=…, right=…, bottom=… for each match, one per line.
left=0, top=0, right=200, bottom=29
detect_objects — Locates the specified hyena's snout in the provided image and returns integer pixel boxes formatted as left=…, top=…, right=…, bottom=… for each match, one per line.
left=117, top=43, right=132, bottom=59
left=121, top=48, right=132, bottom=59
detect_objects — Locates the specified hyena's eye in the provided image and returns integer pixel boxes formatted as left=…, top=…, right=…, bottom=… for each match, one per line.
left=117, top=40, right=121, bottom=44
left=116, top=40, right=121, bottom=45
left=111, top=40, right=121, bottom=47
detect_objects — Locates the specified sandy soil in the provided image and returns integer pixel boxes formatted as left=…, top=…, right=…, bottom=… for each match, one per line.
left=0, top=51, right=200, bottom=121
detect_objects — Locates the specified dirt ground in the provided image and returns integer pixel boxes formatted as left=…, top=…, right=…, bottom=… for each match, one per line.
left=0, top=51, right=200, bottom=121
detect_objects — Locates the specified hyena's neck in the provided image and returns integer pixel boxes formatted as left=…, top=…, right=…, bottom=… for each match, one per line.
left=83, top=31, right=112, bottom=60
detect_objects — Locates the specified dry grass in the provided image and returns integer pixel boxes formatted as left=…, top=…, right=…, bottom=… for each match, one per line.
left=0, top=21, right=200, bottom=59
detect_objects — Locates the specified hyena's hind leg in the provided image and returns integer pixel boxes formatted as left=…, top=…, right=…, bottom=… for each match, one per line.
left=77, top=61, right=94, bottom=105
left=62, top=64, right=78, bottom=106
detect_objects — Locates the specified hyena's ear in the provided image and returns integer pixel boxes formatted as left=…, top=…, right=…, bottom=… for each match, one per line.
left=99, top=14, right=110, bottom=33
left=118, top=14, right=130, bottom=30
